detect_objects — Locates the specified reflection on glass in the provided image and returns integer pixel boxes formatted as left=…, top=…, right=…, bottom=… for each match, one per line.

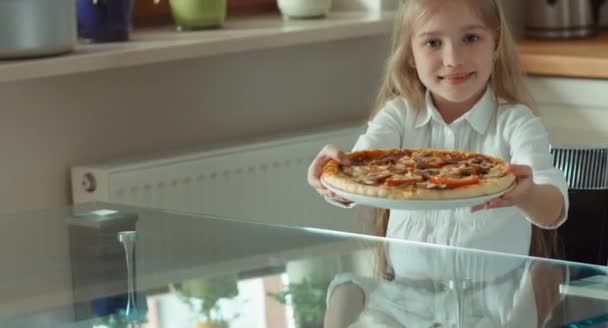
left=4, top=206, right=608, bottom=328
left=118, top=231, right=146, bottom=326
left=268, top=278, right=328, bottom=328
left=170, top=274, right=239, bottom=327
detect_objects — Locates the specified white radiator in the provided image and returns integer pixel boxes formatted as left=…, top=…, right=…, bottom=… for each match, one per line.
left=71, top=125, right=371, bottom=232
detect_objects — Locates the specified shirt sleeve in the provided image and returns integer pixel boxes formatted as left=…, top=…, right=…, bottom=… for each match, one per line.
left=502, top=106, right=569, bottom=229
left=352, top=99, right=406, bottom=151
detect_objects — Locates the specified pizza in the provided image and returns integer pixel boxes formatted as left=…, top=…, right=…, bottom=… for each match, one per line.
left=321, top=148, right=515, bottom=200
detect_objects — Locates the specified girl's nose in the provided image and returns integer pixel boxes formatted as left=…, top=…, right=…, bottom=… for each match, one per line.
left=443, top=44, right=465, bottom=68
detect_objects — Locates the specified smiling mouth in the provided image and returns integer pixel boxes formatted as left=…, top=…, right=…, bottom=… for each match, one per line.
left=438, top=72, right=475, bottom=84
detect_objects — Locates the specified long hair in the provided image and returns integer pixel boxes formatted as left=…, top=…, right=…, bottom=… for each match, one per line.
left=373, top=0, right=531, bottom=114
left=371, top=0, right=558, bottom=279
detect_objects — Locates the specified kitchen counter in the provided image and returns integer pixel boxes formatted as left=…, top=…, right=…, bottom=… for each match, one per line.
left=519, top=32, right=608, bottom=79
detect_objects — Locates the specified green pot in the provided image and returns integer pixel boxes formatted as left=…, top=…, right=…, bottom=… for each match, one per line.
left=169, top=0, right=226, bottom=30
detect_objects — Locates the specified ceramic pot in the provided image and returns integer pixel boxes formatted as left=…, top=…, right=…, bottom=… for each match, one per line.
left=277, top=0, right=332, bottom=19
left=169, top=0, right=226, bottom=30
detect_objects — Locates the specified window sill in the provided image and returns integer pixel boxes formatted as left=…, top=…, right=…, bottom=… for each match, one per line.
left=0, top=12, right=394, bottom=83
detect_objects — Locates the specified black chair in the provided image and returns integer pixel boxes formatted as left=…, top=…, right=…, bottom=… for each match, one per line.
left=551, top=147, right=608, bottom=267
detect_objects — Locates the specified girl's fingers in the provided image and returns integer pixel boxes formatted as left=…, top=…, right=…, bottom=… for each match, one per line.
left=470, top=203, right=486, bottom=213
left=317, top=189, right=352, bottom=204
left=507, top=163, right=532, bottom=179
left=470, top=163, right=533, bottom=212
left=307, top=145, right=350, bottom=192
left=307, top=163, right=325, bottom=190
left=333, top=195, right=352, bottom=203
left=499, top=183, right=525, bottom=202
left=326, top=191, right=353, bottom=204
left=485, top=198, right=514, bottom=209
left=307, top=154, right=331, bottom=190
left=470, top=196, right=515, bottom=212
left=337, top=152, right=351, bottom=165
left=322, top=145, right=350, bottom=165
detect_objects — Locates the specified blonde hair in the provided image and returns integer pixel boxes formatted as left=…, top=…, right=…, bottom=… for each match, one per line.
left=373, top=0, right=531, bottom=114
left=371, top=0, right=556, bottom=279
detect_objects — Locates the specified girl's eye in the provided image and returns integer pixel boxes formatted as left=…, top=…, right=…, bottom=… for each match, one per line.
left=425, top=39, right=442, bottom=48
left=464, top=34, right=480, bottom=44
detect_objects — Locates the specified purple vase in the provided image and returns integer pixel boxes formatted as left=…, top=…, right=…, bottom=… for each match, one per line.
left=77, top=0, right=133, bottom=42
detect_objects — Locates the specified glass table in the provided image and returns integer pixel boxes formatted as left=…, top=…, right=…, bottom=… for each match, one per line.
left=1, top=203, right=607, bottom=328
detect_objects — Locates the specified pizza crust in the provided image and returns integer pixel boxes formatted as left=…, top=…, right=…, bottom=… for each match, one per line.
left=321, top=148, right=516, bottom=201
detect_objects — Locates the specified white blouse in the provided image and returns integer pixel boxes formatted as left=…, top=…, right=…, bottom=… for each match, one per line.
left=324, top=88, right=566, bottom=326
left=348, top=88, right=569, bottom=278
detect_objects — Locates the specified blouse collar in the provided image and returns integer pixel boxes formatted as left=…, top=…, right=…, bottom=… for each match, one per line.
left=415, top=87, right=496, bottom=134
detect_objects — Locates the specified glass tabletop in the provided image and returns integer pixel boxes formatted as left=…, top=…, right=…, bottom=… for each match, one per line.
left=1, top=203, right=607, bottom=328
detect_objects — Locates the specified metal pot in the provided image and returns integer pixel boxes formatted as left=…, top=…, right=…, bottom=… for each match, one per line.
left=525, top=0, right=596, bottom=39
left=0, top=0, right=76, bottom=59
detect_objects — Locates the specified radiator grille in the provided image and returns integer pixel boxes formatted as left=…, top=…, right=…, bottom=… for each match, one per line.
left=71, top=126, right=369, bottom=232
left=551, top=146, right=608, bottom=190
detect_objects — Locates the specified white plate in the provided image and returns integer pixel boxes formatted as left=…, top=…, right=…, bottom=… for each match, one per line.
left=322, top=178, right=514, bottom=210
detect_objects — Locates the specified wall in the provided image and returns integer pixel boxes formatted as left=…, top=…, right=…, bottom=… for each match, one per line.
left=0, top=34, right=390, bottom=326
left=528, top=77, right=608, bottom=146
left=0, top=0, right=527, bottom=214
left=0, top=35, right=390, bottom=213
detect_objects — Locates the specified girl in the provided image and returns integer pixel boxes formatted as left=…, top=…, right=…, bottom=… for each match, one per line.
left=307, top=0, right=569, bottom=326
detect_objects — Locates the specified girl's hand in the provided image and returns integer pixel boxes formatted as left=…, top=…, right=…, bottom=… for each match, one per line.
left=307, top=145, right=352, bottom=204
left=470, top=164, right=534, bottom=212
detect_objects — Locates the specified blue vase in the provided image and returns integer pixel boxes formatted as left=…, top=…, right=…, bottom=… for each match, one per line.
left=77, top=0, right=133, bottom=42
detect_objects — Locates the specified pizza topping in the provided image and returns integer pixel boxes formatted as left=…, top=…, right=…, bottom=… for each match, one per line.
left=483, top=165, right=508, bottom=179
left=429, top=175, right=480, bottom=188
left=466, top=163, right=487, bottom=175
left=466, top=155, right=485, bottom=164
left=439, top=164, right=462, bottom=177
left=415, top=156, right=445, bottom=170
left=416, top=182, right=448, bottom=190
left=460, top=166, right=480, bottom=176
left=350, top=157, right=367, bottom=166
left=439, top=163, right=481, bottom=178
left=355, top=170, right=392, bottom=185
left=417, top=168, right=440, bottom=179
left=390, top=163, right=409, bottom=174
left=414, top=151, right=433, bottom=159
left=369, top=153, right=407, bottom=166
left=342, top=166, right=367, bottom=177
left=400, top=157, right=416, bottom=168
left=328, top=148, right=511, bottom=192
left=385, top=172, right=424, bottom=186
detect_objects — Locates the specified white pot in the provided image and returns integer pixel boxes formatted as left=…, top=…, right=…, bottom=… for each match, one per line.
left=0, top=0, right=76, bottom=59
left=277, top=0, right=332, bottom=19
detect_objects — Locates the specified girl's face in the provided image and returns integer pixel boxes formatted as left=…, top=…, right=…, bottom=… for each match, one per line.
left=411, top=1, right=496, bottom=110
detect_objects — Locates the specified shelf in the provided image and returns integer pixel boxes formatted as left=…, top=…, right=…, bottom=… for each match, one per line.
left=519, top=32, right=608, bottom=79
left=0, top=12, right=394, bottom=83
